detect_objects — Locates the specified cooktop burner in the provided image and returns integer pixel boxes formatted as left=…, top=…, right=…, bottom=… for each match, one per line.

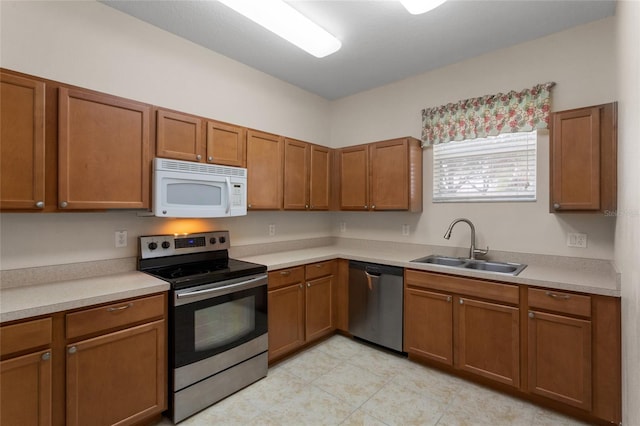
left=137, top=231, right=267, bottom=290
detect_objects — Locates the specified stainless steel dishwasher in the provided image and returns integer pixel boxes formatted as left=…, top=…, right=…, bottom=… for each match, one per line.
left=348, top=261, right=404, bottom=352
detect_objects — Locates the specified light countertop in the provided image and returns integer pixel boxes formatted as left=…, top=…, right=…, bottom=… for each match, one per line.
left=238, top=244, right=620, bottom=298
left=0, top=272, right=169, bottom=323
left=0, top=240, right=619, bottom=324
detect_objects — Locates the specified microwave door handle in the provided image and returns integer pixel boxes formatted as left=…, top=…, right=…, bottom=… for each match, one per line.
left=225, top=177, right=231, bottom=215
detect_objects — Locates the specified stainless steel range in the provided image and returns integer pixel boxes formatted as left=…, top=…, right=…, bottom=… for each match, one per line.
left=138, top=231, right=268, bottom=424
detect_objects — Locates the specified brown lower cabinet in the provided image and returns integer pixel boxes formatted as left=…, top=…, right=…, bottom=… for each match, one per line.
left=268, top=261, right=336, bottom=362
left=404, top=269, right=621, bottom=425
left=0, top=293, right=167, bottom=426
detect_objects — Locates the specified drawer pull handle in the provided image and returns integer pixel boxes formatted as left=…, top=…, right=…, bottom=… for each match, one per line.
left=545, top=291, right=571, bottom=300
left=280, top=271, right=291, bottom=276
left=316, top=264, right=322, bottom=268
left=107, top=303, right=133, bottom=312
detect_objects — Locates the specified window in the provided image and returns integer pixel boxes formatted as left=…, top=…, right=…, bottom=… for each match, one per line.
left=432, top=131, right=537, bottom=202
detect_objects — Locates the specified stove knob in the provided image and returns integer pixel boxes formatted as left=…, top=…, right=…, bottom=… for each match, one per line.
left=209, top=237, right=217, bottom=245
left=161, top=241, right=171, bottom=249
left=148, top=242, right=158, bottom=251
left=219, top=236, right=226, bottom=244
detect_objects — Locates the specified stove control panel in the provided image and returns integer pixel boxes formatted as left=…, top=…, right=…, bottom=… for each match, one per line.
left=139, top=230, right=231, bottom=259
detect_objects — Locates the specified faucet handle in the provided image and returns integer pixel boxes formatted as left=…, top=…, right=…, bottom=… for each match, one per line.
left=474, top=246, right=489, bottom=257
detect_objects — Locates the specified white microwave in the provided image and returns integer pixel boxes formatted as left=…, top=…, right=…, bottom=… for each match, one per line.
left=153, top=158, right=247, bottom=218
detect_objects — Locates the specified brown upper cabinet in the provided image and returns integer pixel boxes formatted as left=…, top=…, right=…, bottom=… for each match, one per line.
left=338, top=137, right=422, bottom=212
left=283, top=139, right=331, bottom=210
left=58, top=87, right=151, bottom=210
left=550, top=103, right=617, bottom=213
left=156, top=109, right=246, bottom=167
left=0, top=71, right=46, bottom=210
left=246, top=129, right=283, bottom=210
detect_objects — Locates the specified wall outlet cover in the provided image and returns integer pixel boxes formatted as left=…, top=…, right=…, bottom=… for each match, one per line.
left=567, top=232, right=587, bottom=248
left=268, top=224, right=276, bottom=236
left=115, top=230, right=127, bottom=248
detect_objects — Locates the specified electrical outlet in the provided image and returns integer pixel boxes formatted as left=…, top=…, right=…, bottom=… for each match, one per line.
left=268, top=224, right=276, bottom=236
left=567, top=232, right=587, bottom=248
left=402, top=224, right=410, bottom=236
left=115, top=230, right=127, bottom=248
left=339, top=222, right=346, bottom=233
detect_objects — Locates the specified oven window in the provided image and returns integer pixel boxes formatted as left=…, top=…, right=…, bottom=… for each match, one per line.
left=194, top=296, right=255, bottom=351
left=167, top=182, right=222, bottom=206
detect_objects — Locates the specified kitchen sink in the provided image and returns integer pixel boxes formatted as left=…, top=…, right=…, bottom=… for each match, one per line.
left=410, top=255, right=527, bottom=276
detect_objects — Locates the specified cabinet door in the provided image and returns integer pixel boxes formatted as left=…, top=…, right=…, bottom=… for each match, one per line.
left=338, top=145, right=368, bottom=210
left=246, top=130, right=283, bottom=210
left=283, top=138, right=309, bottom=210
left=0, top=350, right=52, bottom=426
left=551, top=107, right=601, bottom=211
left=456, top=297, right=520, bottom=387
left=369, top=139, right=408, bottom=210
left=0, top=72, right=46, bottom=210
left=58, top=88, right=150, bottom=209
left=268, top=283, right=305, bottom=362
left=156, top=109, right=204, bottom=162
left=305, top=275, right=333, bottom=342
left=66, top=320, right=166, bottom=426
left=206, top=120, right=246, bottom=167
left=309, top=145, right=331, bottom=210
left=528, top=310, right=592, bottom=410
left=404, top=288, right=453, bottom=365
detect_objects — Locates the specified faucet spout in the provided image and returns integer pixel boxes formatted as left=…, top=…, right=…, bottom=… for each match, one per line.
left=443, top=218, right=488, bottom=260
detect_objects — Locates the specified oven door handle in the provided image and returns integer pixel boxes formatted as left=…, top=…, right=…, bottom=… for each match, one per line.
left=176, top=275, right=267, bottom=300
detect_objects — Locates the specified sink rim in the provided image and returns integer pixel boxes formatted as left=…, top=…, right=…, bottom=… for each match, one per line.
left=410, top=254, right=527, bottom=276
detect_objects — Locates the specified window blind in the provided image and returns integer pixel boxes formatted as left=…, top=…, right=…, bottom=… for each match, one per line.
left=433, top=131, right=537, bottom=202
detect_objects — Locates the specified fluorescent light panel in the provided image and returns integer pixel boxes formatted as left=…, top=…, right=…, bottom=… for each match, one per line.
left=400, top=0, right=448, bottom=15
left=217, top=0, right=341, bottom=58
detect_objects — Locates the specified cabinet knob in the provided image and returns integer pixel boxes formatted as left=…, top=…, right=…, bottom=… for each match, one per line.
left=305, top=205, right=309, bottom=209
left=196, top=155, right=202, bottom=160
left=299, top=283, right=303, bottom=289
left=553, top=203, right=561, bottom=209
left=528, top=312, right=535, bottom=319
left=248, top=204, right=252, bottom=208
left=459, top=299, right=464, bottom=305
left=307, top=282, right=311, bottom=287
left=208, top=156, right=213, bottom=161
left=35, top=201, right=44, bottom=208
left=68, top=346, right=77, bottom=354
left=41, top=351, right=51, bottom=361
left=60, top=201, right=68, bottom=208
left=372, top=205, right=376, bottom=209
left=364, top=205, right=368, bottom=209
left=446, top=296, right=452, bottom=303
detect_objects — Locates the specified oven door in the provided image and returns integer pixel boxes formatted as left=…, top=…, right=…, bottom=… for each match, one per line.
left=172, top=273, right=268, bottom=368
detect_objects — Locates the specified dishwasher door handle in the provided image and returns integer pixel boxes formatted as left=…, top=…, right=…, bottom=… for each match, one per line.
left=364, top=271, right=380, bottom=291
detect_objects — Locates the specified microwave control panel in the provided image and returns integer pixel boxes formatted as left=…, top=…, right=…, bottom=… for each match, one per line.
left=231, top=183, right=244, bottom=207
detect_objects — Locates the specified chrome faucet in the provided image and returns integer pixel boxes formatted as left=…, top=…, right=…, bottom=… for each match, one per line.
left=444, top=218, right=489, bottom=260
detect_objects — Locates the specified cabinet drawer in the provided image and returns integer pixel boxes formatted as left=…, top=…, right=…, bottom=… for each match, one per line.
left=405, top=269, right=519, bottom=305
left=66, top=294, right=165, bottom=339
left=0, top=317, right=52, bottom=357
left=269, top=267, right=304, bottom=290
left=305, top=260, right=337, bottom=280
left=528, top=288, right=591, bottom=317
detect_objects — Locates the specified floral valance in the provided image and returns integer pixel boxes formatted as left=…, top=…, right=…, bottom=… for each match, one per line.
left=421, top=82, right=555, bottom=146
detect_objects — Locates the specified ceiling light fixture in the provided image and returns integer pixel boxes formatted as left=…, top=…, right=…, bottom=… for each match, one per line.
left=217, top=0, right=342, bottom=58
left=400, top=0, right=448, bottom=15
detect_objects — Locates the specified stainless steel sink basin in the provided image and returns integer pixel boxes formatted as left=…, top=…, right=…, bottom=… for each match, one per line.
left=411, top=255, right=466, bottom=267
left=410, top=255, right=527, bottom=276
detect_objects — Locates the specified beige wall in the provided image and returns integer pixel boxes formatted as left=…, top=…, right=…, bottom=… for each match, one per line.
left=615, top=2, right=640, bottom=425
left=330, top=17, right=617, bottom=258
left=0, top=1, right=619, bottom=269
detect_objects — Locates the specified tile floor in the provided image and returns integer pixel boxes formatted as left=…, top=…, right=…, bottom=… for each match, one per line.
left=156, top=335, right=594, bottom=426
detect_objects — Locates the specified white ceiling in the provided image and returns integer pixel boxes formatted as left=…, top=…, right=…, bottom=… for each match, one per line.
left=101, top=0, right=616, bottom=100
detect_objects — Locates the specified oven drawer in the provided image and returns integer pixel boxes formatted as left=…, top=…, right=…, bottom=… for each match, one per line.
left=66, top=294, right=166, bottom=339
left=268, top=267, right=304, bottom=290
left=305, top=260, right=337, bottom=280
